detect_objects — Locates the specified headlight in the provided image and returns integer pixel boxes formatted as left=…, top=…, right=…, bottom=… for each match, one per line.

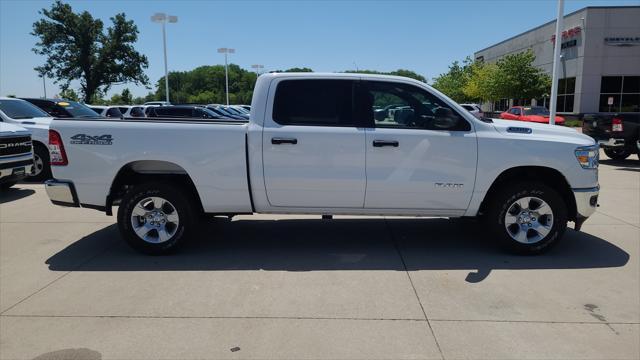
left=575, top=145, right=599, bottom=169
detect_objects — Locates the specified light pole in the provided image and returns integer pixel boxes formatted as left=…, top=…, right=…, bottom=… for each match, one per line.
left=251, top=64, right=264, bottom=75
left=549, top=0, right=564, bottom=125
left=151, top=12, right=178, bottom=104
left=218, top=48, right=235, bottom=105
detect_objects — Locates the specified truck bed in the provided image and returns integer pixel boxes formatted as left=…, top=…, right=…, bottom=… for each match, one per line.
left=50, top=117, right=253, bottom=213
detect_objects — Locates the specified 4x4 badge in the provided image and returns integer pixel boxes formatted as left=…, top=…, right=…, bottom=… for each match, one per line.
left=70, top=134, right=113, bottom=145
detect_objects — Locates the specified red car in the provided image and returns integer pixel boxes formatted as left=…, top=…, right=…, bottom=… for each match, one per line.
left=500, top=106, right=565, bottom=124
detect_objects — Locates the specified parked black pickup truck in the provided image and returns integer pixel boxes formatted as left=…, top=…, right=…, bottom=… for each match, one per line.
left=582, top=113, right=640, bottom=160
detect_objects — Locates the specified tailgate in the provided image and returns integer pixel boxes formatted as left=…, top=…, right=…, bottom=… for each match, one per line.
left=582, top=113, right=613, bottom=140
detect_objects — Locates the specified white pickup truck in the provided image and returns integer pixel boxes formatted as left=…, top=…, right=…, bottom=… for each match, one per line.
left=45, top=73, right=599, bottom=255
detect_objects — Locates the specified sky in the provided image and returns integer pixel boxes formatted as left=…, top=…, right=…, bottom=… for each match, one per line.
left=1, top=0, right=639, bottom=99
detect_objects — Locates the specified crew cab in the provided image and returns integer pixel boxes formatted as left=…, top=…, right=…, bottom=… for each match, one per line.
left=0, top=123, right=33, bottom=190
left=500, top=106, right=565, bottom=125
left=45, top=73, right=599, bottom=255
left=582, top=112, right=640, bottom=160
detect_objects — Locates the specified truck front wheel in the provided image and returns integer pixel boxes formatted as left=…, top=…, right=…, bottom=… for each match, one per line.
left=485, top=182, right=567, bottom=255
left=118, top=182, right=196, bottom=255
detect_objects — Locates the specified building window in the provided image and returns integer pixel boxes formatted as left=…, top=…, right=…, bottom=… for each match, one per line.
left=556, top=77, right=575, bottom=113
left=493, top=99, right=509, bottom=111
left=599, top=76, right=640, bottom=112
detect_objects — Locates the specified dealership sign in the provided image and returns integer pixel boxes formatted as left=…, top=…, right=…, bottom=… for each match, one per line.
left=605, top=36, right=640, bottom=46
left=551, top=26, right=581, bottom=44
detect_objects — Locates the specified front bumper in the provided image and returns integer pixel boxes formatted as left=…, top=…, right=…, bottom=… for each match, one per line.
left=0, top=158, right=34, bottom=183
left=573, top=186, right=599, bottom=221
left=44, top=179, right=79, bottom=207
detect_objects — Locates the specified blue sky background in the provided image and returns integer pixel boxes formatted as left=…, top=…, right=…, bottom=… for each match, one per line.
left=1, top=0, right=638, bottom=98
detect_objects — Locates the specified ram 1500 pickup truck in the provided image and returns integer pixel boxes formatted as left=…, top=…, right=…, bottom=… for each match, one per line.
left=45, top=73, right=600, bottom=255
left=582, top=112, right=640, bottom=160
left=0, top=123, right=33, bottom=189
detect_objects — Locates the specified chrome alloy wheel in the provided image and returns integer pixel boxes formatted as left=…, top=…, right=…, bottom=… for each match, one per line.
left=31, top=153, right=44, bottom=176
left=504, top=196, right=554, bottom=244
left=130, top=197, right=180, bottom=243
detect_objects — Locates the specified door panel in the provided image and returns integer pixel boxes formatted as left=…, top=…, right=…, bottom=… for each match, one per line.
left=262, top=126, right=366, bottom=207
left=261, top=78, right=366, bottom=208
left=356, top=80, right=477, bottom=210
left=365, top=128, right=476, bottom=209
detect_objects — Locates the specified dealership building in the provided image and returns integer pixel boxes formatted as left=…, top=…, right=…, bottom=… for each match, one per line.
left=474, top=6, right=640, bottom=114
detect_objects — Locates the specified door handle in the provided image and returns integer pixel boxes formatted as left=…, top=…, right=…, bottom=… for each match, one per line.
left=373, top=140, right=399, bottom=147
left=271, top=137, right=298, bottom=145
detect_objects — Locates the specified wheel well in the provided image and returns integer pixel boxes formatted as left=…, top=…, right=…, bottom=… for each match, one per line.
left=108, top=161, right=204, bottom=216
left=32, top=141, right=49, bottom=158
left=479, top=166, right=577, bottom=221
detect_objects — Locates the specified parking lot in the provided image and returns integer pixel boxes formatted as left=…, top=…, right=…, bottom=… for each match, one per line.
left=0, top=152, right=638, bottom=360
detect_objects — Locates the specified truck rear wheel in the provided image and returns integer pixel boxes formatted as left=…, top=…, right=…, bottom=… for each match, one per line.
left=604, top=147, right=630, bottom=160
left=485, top=182, right=567, bottom=255
left=117, top=182, right=196, bottom=255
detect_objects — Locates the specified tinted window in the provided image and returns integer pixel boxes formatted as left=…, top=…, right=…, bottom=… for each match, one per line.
left=0, top=99, right=49, bottom=118
left=105, top=108, right=122, bottom=117
left=461, top=105, right=475, bottom=111
left=623, top=76, right=640, bottom=93
left=156, top=107, right=192, bottom=117
left=130, top=107, right=145, bottom=117
left=118, top=107, right=129, bottom=113
left=601, top=76, right=622, bottom=93
left=55, top=101, right=102, bottom=118
left=358, top=81, right=470, bottom=131
left=89, top=107, right=103, bottom=114
left=273, top=79, right=354, bottom=126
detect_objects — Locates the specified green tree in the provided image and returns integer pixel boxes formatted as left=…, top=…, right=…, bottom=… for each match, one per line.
left=31, top=1, right=149, bottom=103
left=282, top=67, right=314, bottom=72
left=493, top=50, right=550, bottom=100
left=463, top=62, right=500, bottom=103
left=120, top=88, right=133, bottom=104
left=431, top=57, right=474, bottom=103
left=58, top=88, right=79, bottom=101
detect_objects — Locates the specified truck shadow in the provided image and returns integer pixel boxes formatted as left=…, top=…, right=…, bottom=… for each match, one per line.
left=45, top=218, right=629, bottom=283
left=600, top=158, right=640, bottom=171
left=0, top=186, right=35, bottom=203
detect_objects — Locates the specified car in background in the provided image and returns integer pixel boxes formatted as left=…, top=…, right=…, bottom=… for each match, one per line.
left=460, top=103, right=484, bottom=119
left=239, top=105, right=251, bottom=111
left=582, top=112, right=640, bottom=160
left=221, top=106, right=250, bottom=119
left=143, top=101, right=171, bottom=106
left=146, top=105, right=227, bottom=120
left=0, top=97, right=55, bottom=181
left=87, top=105, right=124, bottom=118
left=0, top=122, right=33, bottom=190
left=205, top=105, right=247, bottom=120
left=21, top=98, right=101, bottom=119
left=120, top=105, right=150, bottom=118
left=500, top=106, right=565, bottom=124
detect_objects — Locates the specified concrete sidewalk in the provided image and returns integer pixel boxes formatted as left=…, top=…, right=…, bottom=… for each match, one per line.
left=1, top=156, right=638, bottom=359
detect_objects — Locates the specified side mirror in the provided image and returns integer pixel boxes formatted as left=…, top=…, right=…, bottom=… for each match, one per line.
left=433, top=107, right=459, bottom=129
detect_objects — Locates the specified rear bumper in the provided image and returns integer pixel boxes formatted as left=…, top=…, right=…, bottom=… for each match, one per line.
left=44, top=179, right=79, bottom=207
left=573, top=186, right=599, bottom=219
left=597, top=138, right=625, bottom=148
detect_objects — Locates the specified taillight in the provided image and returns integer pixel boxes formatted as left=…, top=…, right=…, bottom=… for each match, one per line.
left=612, top=118, right=623, bottom=132
left=48, top=130, right=68, bottom=165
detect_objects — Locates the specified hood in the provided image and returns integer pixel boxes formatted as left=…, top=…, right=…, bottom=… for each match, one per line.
left=0, top=122, right=31, bottom=135
left=524, top=115, right=564, bottom=123
left=489, top=118, right=593, bottom=146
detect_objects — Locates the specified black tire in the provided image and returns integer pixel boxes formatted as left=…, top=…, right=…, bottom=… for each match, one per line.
left=484, top=182, right=567, bottom=255
left=117, top=182, right=196, bottom=255
left=27, top=143, right=52, bottom=182
left=604, top=147, right=630, bottom=160
left=0, top=181, right=17, bottom=190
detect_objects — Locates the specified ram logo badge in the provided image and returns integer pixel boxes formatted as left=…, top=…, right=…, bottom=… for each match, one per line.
left=70, top=134, right=113, bottom=145
left=435, top=182, right=464, bottom=189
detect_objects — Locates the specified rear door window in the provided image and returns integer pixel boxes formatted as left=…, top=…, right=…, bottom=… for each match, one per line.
left=106, top=108, right=122, bottom=118
left=272, top=79, right=355, bottom=126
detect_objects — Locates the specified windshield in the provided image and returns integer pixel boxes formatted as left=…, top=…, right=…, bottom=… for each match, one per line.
left=0, top=99, right=49, bottom=119
left=56, top=101, right=102, bottom=118
left=523, top=107, right=550, bottom=116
